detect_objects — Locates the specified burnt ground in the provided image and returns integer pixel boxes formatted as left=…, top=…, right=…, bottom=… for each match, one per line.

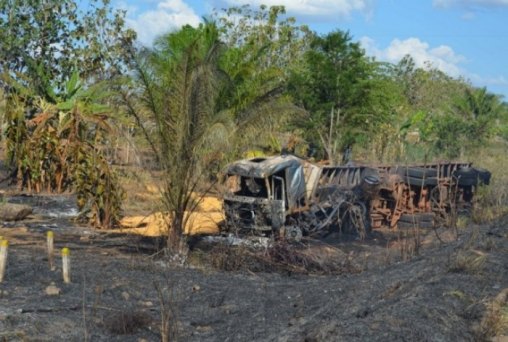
left=0, top=194, right=507, bottom=341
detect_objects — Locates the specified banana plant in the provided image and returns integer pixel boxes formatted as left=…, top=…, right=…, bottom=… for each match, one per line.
left=4, top=71, right=123, bottom=228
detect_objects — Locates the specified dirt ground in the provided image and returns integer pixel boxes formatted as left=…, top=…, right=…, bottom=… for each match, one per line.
left=118, top=194, right=223, bottom=237
left=0, top=192, right=507, bottom=341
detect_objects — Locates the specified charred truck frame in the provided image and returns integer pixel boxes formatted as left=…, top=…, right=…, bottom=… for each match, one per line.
left=222, top=155, right=491, bottom=240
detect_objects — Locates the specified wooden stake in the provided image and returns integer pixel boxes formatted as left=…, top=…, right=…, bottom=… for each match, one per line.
left=47, top=231, right=55, bottom=271
left=0, top=239, right=8, bottom=283
left=62, top=247, right=71, bottom=283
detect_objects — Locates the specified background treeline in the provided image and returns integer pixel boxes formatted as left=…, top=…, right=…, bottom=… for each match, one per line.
left=1, top=2, right=506, bottom=253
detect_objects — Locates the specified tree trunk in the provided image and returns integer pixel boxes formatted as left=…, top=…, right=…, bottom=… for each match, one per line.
left=168, top=213, right=188, bottom=257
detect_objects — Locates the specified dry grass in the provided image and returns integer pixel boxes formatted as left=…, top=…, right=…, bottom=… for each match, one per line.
left=466, top=143, right=508, bottom=224
left=448, top=249, right=487, bottom=274
left=475, top=288, right=508, bottom=341
left=393, top=226, right=423, bottom=262
left=204, top=241, right=362, bottom=275
left=117, top=166, right=163, bottom=215
left=154, top=280, right=180, bottom=342
left=456, top=215, right=470, bottom=230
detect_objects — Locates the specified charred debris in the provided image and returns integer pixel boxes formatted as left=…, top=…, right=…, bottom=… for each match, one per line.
left=221, top=155, right=491, bottom=241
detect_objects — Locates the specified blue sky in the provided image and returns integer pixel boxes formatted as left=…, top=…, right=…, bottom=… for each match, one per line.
left=115, top=0, right=508, bottom=99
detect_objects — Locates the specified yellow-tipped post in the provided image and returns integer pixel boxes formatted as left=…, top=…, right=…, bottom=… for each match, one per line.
left=47, top=231, right=55, bottom=271
left=0, top=239, right=8, bottom=283
left=61, top=247, right=71, bottom=283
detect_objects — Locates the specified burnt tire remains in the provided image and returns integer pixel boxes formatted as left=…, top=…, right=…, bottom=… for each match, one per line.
left=397, top=213, right=435, bottom=229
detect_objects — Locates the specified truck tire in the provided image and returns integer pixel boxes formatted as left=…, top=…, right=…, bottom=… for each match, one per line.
left=397, top=167, right=437, bottom=179
left=453, top=167, right=479, bottom=186
left=458, top=177, right=478, bottom=187
left=475, top=168, right=491, bottom=185
left=404, top=176, right=438, bottom=187
left=283, top=226, right=303, bottom=242
left=398, top=212, right=434, bottom=223
left=397, top=213, right=434, bottom=229
left=398, top=220, right=434, bottom=229
left=453, top=167, right=478, bottom=186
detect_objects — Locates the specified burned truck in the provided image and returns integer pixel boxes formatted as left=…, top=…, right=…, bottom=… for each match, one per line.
left=221, top=155, right=378, bottom=240
left=221, top=155, right=491, bottom=240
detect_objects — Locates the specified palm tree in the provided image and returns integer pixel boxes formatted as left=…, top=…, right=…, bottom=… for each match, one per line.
left=124, top=22, right=301, bottom=256
left=454, top=87, right=505, bottom=142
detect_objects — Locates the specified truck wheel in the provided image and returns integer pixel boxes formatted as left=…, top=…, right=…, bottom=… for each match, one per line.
left=398, top=213, right=434, bottom=223
left=284, top=226, right=303, bottom=242
left=456, top=177, right=478, bottom=187
left=404, top=176, right=439, bottom=187
left=397, top=213, right=434, bottom=229
left=475, top=168, right=491, bottom=185
left=397, top=166, right=437, bottom=179
left=453, top=167, right=479, bottom=186
left=398, top=220, right=434, bottom=229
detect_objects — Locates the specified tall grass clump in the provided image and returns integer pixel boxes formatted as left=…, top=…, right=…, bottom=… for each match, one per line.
left=468, top=143, right=508, bottom=223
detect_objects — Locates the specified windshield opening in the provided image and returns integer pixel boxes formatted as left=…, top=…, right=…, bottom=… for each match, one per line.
left=225, top=175, right=268, bottom=198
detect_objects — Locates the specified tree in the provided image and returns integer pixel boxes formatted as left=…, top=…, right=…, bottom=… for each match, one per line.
left=394, top=55, right=468, bottom=115
left=499, top=101, right=508, bottom=142
left=215, top=5, right=312, bottom=75
left=3, top=73, right=123, bottom=227
left=0, top=0, right=132, bottom=228
left=0, top=0, right=136, bottom=101
left=390, top=55, right=481, bottom=160
left=123, top=21, right=301, bottom=256
left=288, top=30, right=398, bottom=162
left=453, top=87, right=505, bottom=141
left=215, top=5, right=311, bottom=155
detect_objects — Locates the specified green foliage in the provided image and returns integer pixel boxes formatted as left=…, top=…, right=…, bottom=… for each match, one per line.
left=432, top=112, right=470, bottom=158
left=0, top=0, right=133, bottom=228
left=1, top=1, right=507, bottom=233
left=383, top=56, right=506, bottom=161
left=393, top=55, right=467, bottom=113
left=402, top=86, right=507, bottom=160
left=0, top=0, right=136, bottom=101
left=3, top=76, right=124, bottom=228
left=74, top=145, right=124, bottom=228
left=125, top=23, right=232, bottom=254
left=288, top=30, right=402, bottom=162
left=214, top=5, right=310, bottom=153
left=452, top=87, right=505, bottom=141
left=123, top=18, right=303, bottom=255
left=216, top=5, right=312, bottom=74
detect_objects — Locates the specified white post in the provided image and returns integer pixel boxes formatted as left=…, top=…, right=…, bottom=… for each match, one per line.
left=0, top=239, right=8, bottom=283
left=62, top=247, right=71, bottom=283
left=47, top=231, right=55, bottom=270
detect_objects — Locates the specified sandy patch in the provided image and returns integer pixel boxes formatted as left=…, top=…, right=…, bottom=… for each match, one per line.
left=118, top=196, right=224, bottom=237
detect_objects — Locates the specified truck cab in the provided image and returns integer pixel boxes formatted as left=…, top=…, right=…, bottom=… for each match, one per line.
left=222, top=155, right=307, bottom=233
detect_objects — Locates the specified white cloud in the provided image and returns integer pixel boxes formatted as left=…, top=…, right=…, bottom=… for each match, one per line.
left=223, top=0, right=374, bottom=18
left=114, top=1, right=138, bottom=16
left=469, top=74, right=508, bottom=87
left=126, top=0, right=201, bottom=46
left=433, top=0, right=508, bottom=8
left=360, top=36, right=466, bottom=77
left=361, top=37, right=508, bottom=97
